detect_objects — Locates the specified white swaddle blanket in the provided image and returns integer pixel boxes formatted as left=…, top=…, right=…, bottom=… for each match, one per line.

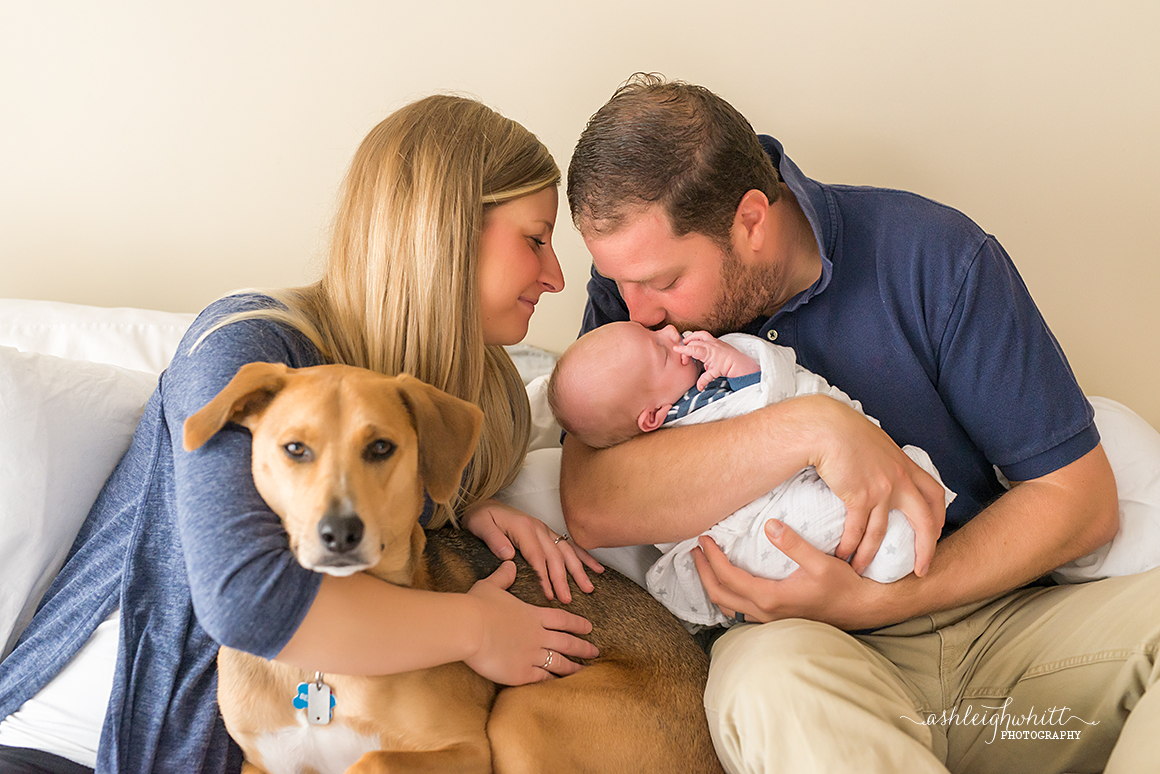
left=645, top=334, right=955, bottom=628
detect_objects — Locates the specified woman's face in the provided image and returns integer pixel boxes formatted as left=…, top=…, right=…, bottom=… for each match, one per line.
left=478, top=186, right=564, bottom=346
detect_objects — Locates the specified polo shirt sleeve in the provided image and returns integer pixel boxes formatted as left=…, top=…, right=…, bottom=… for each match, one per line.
left=164, top=297, right=324, bottom=658
left=935, top=236, right=1098, bottom=482
left=580, top=264, right=629, bottom=337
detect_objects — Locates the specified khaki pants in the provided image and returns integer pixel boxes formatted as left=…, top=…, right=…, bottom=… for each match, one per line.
left=704, top=567, right=1160, bottom=774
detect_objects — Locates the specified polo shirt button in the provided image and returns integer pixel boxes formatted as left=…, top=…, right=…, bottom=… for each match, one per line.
left=767, top=330, right=778, bottom=341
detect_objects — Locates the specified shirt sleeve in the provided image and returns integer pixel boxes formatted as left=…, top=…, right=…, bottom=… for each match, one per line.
left=163, top=297, right=324, bottom=657
left=935, top=236, right=1098, bottom=482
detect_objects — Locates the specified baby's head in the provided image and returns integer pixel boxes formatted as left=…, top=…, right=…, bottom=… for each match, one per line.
left=548, top=321, right=700, bottom=448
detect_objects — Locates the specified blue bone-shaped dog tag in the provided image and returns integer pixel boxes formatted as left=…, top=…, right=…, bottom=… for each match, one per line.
left=293, top=680, right=336, bottom=725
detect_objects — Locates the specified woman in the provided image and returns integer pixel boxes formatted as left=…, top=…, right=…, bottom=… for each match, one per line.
left=0, top=94, right=600, bottom=773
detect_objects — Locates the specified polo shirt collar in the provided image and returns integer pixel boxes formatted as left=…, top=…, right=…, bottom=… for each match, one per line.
left=756, top=135, right=834, bottom=318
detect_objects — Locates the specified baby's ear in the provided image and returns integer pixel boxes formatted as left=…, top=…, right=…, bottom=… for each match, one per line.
left=638, top=404, right=672, bottom=433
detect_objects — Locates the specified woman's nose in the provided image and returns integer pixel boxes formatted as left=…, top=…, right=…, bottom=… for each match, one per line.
left=539, top=247, right=564, bottom=293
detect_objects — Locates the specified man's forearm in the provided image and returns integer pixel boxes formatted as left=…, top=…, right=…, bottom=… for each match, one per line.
left=858, top=445, right=1119, bottom=627
left=560, top=399, right=817, bottom=548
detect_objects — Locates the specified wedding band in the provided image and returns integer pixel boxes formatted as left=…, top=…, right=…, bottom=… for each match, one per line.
left=541, top=650, right=555, bottom=670
left=553, top=533, right=570, bottom=544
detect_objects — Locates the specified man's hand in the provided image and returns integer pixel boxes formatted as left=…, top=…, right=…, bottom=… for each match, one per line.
left=691, top=520, right=886, bottom=631
left=674, top=331, right=760, bottom=391
left=805, top=396, right=947, bottom=577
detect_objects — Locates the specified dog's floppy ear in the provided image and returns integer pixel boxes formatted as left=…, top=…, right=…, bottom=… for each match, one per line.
left=394, top=373, right=484, bottom=504
left=183, top=362, right=291, bottom=451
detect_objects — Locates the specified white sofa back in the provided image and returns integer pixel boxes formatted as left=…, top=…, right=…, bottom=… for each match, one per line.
left=0, top=298, right=196, bottom=374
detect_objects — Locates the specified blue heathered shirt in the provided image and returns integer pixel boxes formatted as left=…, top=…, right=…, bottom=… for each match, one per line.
left=0, top=294, right=325, bottom=773
left=581, top=136, right=1098, bottom=528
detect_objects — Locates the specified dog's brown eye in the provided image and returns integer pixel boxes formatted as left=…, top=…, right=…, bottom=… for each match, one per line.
left=364, top=439, right=396, bottom=462
left=283, top=442, right=312, bottom=461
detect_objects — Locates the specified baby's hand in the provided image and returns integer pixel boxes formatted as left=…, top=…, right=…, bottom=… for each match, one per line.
left=674, top=331, right=760, bottom=391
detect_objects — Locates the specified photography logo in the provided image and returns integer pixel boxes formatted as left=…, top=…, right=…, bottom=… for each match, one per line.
left=902, top=697, right=1099, bottom=744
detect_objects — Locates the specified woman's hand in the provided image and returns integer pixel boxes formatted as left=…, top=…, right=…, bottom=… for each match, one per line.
left=462, top=499, right=603, bottom=603
left=464, top=561, right=599, bottom=685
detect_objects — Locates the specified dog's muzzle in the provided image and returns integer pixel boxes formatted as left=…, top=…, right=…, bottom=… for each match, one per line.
left=306, top=510, right=375, bottom=577
left=319, top=512, right=365, bottom=554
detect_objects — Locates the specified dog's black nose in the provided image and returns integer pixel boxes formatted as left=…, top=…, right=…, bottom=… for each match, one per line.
left=318, top=513, right=365, bottom=554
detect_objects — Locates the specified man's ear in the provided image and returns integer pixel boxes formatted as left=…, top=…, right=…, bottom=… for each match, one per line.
left=733, top=189, right=771, bottom=255
left=394, top=374, right=483, bottom=504
left=638, top=403, right=672, bottom=433
left=183, top=362, right=290, bottom=451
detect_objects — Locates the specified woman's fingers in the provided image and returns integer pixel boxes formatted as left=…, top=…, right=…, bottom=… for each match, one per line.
left=463, top=500, right=603, bottom=602
left=482, top=559, right=517, bottom=589
left=465, top=569, right=597, bottom=686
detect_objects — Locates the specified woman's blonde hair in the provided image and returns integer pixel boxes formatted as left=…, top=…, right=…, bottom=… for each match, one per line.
left=202, top=94, right=560, bottom=527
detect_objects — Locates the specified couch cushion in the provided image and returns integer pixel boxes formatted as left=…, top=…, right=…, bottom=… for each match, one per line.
left=0, top=299, right=195, bottom=374
left=0, top=346, right=156, bottom=657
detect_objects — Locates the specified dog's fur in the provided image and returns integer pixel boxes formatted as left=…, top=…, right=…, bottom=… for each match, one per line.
left=184, top=362, right=723, bottom=774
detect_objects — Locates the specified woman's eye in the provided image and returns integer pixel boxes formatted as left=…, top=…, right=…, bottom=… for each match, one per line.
left=364, top=439, right=397, bottom=462
left=283, top=442, right=312, bottom=461
left=529, top=237, right=546, bottom=247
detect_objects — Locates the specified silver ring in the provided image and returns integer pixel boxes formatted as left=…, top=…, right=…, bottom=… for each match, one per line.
left=541, top=649, right=555, bottom=670
left=553, top=532, right=570, bottom=544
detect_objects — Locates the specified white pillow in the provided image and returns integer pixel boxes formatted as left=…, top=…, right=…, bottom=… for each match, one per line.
left=0, top=298, right=194, bottom=374
left=1053, top=397, right=1160, bottom=583
left=0, top=346, right=156, bottom=657
left=524, top=374, right=563, bottom=454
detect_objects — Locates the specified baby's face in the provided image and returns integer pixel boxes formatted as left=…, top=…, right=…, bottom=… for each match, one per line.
left=619, top=323, right=701, bottom=407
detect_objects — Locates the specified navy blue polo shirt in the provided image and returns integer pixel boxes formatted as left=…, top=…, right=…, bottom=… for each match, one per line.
left=580, top=135, right=1098, bottom=528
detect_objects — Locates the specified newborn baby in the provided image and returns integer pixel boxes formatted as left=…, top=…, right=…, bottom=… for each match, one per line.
left=548, top=321, right=954, bottom=628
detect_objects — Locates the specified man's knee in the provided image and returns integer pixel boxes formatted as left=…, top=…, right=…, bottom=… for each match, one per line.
left=705, top=619, right=860, bottom=714
left=704, top=620, right=947, bottom=773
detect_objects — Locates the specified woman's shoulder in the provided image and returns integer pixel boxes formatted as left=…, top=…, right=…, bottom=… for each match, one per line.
left=195, top=291, right=291, bottom=328
left=161, top=292, right=325, bottom=414
left=180, top=292, right=323, bottom=369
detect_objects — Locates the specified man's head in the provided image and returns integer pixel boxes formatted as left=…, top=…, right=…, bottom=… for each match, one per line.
left=567, top=75, right=807, bottom=335
left=567, top=73, right=781, bottom=245
left=548, top=321, right=700, bottom=448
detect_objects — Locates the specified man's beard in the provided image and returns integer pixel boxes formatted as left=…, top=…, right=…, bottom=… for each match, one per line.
left=663, top=246, right=788, bottom=336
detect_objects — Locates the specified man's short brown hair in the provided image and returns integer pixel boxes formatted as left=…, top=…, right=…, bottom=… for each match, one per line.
left=567, top=74, right=782, bottom=246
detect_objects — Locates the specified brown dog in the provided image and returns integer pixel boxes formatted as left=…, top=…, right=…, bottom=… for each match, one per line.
left=184, top=362, right=723, bottom=774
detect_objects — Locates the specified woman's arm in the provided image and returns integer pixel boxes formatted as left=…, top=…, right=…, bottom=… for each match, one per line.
left=276, top=561, right=597, bottom=684
left=169, top=300, right=596, bottom=684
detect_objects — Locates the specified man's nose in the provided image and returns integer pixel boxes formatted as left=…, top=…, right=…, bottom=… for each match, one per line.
left=621, top=284, right=664, bottom=328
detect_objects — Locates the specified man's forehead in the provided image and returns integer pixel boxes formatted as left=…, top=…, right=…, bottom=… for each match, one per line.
left=585, top=208, right=684, bottom=282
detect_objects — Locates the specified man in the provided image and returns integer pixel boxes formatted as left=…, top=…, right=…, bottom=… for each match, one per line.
left=561, top=74, right=1159, bottom=773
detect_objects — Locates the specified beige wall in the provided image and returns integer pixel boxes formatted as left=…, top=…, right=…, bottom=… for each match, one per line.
left=2, top=1, right=1157, bottom=427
